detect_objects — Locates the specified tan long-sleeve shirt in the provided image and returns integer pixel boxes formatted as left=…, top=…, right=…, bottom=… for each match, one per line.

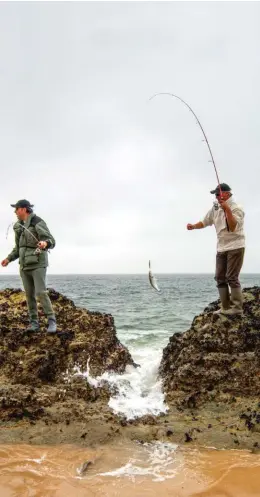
left=202, top=197, right=245, bottom=252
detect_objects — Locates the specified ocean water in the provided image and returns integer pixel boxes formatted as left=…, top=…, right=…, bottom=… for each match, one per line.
left=0, top=273, right=259, bottom=419
left=0, top=441, right=260, bottom=497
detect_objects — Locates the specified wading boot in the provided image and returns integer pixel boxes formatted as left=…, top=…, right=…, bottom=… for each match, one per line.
left=220, top=287, right=243, bottom=316
left=47, top=318, right=57, bottom=333
left=213, top=287, right=231, bottom=315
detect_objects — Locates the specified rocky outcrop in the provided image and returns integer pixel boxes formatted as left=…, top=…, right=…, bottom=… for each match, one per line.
left=0, top=288, right=260, bottom=450
left=0, top=288, right=134, bottom=422
left=159, top=286, right=260, bottom=407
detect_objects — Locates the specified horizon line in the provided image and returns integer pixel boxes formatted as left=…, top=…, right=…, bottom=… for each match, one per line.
left=1, top=272, right=260, bottom=276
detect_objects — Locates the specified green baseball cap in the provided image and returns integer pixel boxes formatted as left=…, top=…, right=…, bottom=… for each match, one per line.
left=10, top=199, right=34, bottom=209
left=210, top=183, right=232, bottom=195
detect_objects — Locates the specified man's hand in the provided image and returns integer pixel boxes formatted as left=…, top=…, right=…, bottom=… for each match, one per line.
left=38, top=241, right=48, bottom=250
left=187, top=222, right=204, bottom=230
left=1, top=259, right=9, bottom=267
left=218, top=199, right=229, bottom=211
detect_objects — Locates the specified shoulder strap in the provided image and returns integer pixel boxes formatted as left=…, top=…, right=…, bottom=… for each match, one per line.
left=30, top=215, right=43, bottom=227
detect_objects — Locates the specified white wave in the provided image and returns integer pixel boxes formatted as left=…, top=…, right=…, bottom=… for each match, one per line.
left=79, top=348, right=168, bottom=420
left=99, top=442, right=179, bottom=482
left=26, top=454, right=46, bottom=464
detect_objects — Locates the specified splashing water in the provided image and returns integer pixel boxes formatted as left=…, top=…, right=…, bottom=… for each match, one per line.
left=78, top=347, right=168, bottom=420
left=99, top=442, right=179, bottom=482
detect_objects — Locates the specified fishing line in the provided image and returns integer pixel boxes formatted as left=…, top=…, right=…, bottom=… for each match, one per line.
left=147, top=93, right=228, bottom=286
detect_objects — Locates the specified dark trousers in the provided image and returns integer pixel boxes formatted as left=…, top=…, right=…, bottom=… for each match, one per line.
left=215, top=248, right=245, bottom=289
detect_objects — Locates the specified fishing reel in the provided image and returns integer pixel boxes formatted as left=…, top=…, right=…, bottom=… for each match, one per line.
left=34, top=245, right=50, bottom=255
left=34, top=247, right=42, bottom=255
left=213, top=200, right=219, bottom=210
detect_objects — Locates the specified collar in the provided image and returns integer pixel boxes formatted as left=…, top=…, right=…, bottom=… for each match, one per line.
left=24, top=213, right=35, bottom=228
left=226, top=196, right=234, bottom=207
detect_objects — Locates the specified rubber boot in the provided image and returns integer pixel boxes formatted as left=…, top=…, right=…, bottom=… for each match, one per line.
left=47, top=318, right=57, bottom=333
left=221, top=287, right=243, bottom=316
left=213, top=287, right=231, bottom=314
left=26, top=320, right=40, bottom=332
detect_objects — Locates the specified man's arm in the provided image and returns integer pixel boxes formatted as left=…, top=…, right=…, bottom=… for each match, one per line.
left=187, top=222, right=204, bottom=230
left=6, top=224, right=21, bottom=262
left=6, top=247, right=19, bottom=262
left=219, top=201, right=243, bottom=232
left=225, top=207, right=237, bottom=232
left=187, top=207, right=214, bottom=231
left=35, top=219, right=56, bottom=249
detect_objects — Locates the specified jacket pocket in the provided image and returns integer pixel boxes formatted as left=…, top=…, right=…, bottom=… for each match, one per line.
left=24, top=253, right=40, bottom=265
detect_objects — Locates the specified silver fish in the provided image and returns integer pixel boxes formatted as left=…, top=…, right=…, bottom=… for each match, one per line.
left=77, top=460, right=93, bottom=476
left=148, top=260, right=161, bottom=292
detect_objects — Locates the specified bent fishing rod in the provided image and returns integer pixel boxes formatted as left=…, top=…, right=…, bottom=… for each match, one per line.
left=148, top=92, right=222, bottom=197
left=6, top=222, right=44, bottom=254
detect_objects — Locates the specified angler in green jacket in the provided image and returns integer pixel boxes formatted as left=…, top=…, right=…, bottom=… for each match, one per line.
left=1, top=199, right=57, bottom=333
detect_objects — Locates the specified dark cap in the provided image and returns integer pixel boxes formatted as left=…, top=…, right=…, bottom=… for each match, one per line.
left=10, top=199, right=34, bottom=209
left=210, top=183, right=232, bottom=195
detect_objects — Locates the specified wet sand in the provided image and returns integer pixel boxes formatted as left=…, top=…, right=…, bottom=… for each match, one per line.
left=0, top=396, right=259, bottom=452
left=0, top=441, right=259, bottom=497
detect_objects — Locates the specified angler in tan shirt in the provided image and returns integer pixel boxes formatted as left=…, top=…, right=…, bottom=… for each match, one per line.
left=187, top=183, right=245, bottom=315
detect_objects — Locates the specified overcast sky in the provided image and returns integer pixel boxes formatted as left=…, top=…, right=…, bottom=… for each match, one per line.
left=0, top=1, right=259, bottom=274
